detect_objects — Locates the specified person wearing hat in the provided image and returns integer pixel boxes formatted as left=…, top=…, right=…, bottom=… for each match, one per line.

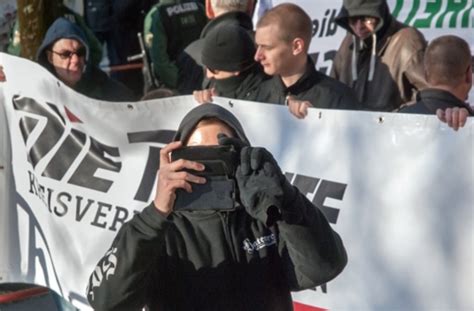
left=36, top=17, right=135, bottom=101
left=87, top=103, right=347, bottom=310
left=254, top=3, right=360, bottom=119
left=331, top=0, right=428, bottom=111
left=185, top=0, right=255, bottom=68
left=193, top=24, right=269, bottom=103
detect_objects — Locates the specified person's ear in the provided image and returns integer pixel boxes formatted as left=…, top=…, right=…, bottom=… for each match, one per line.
left=292, top=37, right=305, bottom=56
left=205, top=0, right=215, bottom=19
left=465, top=64, right=472, bottom=85
left=46, top=50, right=53, bottom=64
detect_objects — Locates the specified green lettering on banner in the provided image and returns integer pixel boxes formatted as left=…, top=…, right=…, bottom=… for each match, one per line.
left=405, top=0, right=421, bottom=26
left=412, top=0, right=441, bottom=28
left=445, top=0, right=471, bottom=28
left=391, top=0, right=405, bottom=19
left=392, top=0, right=473, bottom=28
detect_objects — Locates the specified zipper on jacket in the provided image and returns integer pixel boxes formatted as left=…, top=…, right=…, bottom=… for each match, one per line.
left=221, top=212, right=237, bottom=261
left=284, top=92, right=292, bottom=106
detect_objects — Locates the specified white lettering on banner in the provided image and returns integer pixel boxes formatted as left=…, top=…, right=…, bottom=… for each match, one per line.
left=1, top=53, right=473, bottom=311
left=88, top=247, right=118, bottom=301
left=243, top=234, right=277, bottom=254
left=166, top=2, right=198, bottom=16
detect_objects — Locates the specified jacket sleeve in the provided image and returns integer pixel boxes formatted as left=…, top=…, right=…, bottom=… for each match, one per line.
left=150, top=9, right=179, bottom=88
left=276, top=184, right=348, bottom=291
left=143, top=6, right=158, bottom=49
left=87, top=204, right=172, bottom=310
left=329, top=36, right=348, bottom=81
left=397, top=28, right=429, bottom=103
left=401, top=47, right=427, bottom=102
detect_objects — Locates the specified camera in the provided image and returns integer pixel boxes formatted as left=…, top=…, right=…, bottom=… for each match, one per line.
left=170, top=145, right=238, bottom=177
left=170, top=145, right=239, bottom=211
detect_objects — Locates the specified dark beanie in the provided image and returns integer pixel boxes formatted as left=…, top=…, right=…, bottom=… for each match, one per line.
left=201, top=24, right=256, bottom=72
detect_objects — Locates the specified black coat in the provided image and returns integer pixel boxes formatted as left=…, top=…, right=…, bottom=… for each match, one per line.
left=399, top=89, right=474, bottom=115
left=210, top=64, right=270, bottom=101
left=257, top=58, right=360, bottom=110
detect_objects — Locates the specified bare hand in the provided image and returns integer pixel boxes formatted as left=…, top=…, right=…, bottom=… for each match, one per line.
left=153, top=141, right=206, bottom=216
left=287, top=95, right=312, bottom=119
left=436, top=107, right=469, bottom=131
left=0, top=65, right=6, bottom=82
left=193, top=88, right=217, bottom=104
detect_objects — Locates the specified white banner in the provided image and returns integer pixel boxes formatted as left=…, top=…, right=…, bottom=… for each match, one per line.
left=0, top=53, right=473, bottom=310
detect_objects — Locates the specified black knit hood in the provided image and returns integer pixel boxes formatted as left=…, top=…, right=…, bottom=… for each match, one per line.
left=335, top=0, right=390, bottom=34
left=173, top=104, right=249, bottom=145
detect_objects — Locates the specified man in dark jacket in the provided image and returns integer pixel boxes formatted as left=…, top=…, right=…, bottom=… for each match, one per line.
left=400, top=35, right=473, bottom=118
left=193, top=24, right=269, bottom=102
left=36, top=17, right=135, bottom=101
left=87, top=103, right=347, bottom=310
left=331, top=0, right=428, bottom=111
left=254, top=3, right=359, bottom=119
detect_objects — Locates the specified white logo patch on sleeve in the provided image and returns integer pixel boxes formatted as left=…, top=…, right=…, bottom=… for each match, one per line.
left=242, top=233, right=277, bottom=254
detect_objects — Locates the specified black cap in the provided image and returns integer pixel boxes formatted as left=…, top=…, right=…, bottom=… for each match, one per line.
left=201, top=24, right=256, bottom=72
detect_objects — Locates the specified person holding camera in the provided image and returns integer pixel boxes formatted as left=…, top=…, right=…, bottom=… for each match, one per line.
left=87, top=103, right=347, bottom=310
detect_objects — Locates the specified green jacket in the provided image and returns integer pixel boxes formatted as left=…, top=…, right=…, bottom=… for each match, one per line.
left=146, top=0, right=206, bottom=89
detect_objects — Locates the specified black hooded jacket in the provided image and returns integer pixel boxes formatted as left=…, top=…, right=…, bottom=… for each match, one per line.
left=36, top=17, right=135, bottom=102
left=399, top=88, right=474, bottom=115
left=87, top=104, right=347, bottom=311
left=331, top=0, right=428, bottom=111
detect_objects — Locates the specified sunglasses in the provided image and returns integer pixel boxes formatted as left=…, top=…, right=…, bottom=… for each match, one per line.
left=348, top=16, right=378, bottom=25
left=50, top=47, right=86, bottom=60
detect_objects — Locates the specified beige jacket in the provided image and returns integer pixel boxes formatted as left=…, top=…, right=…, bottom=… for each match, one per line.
left=331, top=19, right=428, bottom=111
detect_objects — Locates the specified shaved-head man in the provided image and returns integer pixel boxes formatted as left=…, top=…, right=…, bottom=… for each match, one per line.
left=254, top=3, right=359, bottom=119
left=400, top=35, right=473, bottom=128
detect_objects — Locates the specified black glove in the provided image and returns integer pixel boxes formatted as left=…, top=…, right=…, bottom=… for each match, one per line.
left=219, top=134, right=297, bottom=226
left=217, top=133, right=248, bottom=151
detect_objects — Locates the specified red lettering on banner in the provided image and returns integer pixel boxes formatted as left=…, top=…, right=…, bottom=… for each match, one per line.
left=293, top=302, right=327, bottom=311
left=64, top=106, right=82, bottom=123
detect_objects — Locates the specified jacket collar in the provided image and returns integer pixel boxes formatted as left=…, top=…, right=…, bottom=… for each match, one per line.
left=272, top=57, right=322, bottom=96
left=417, top=88, right=474, bottom=114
